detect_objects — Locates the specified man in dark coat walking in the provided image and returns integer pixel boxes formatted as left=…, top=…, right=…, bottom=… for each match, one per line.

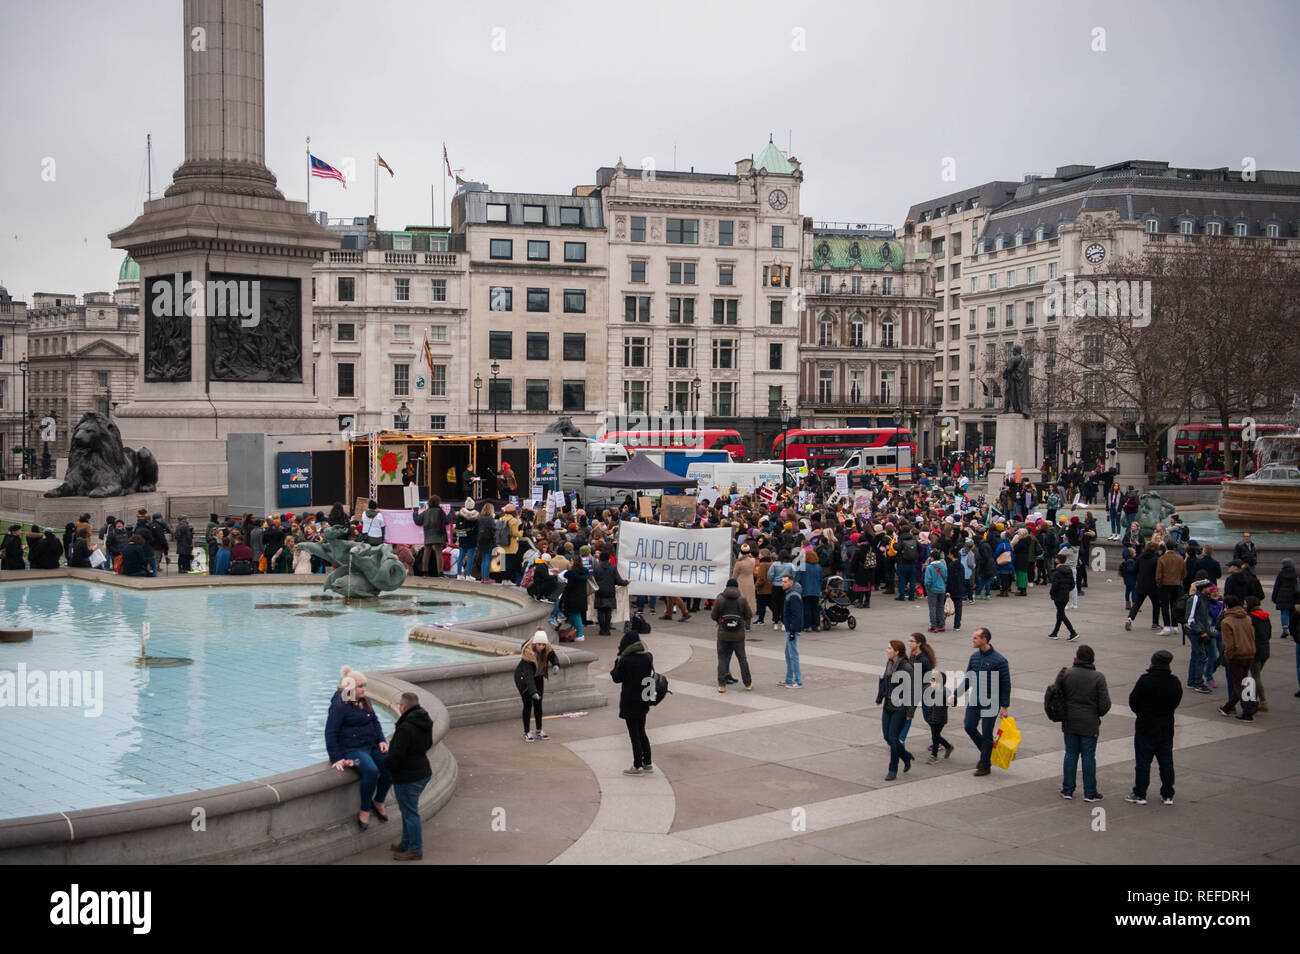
left=412, top=496, right=445, bottom=577
left=1059, top=644, right=1110, bottom=802
left=610, top=626, right=655, bottom=775
left=385, top=691, right=434, bottom=861
left=1126, top=650, right=1182, bottom=805
left=711, top=577, right=753, bottom=691
left=591, top=550, right=627, bottom=635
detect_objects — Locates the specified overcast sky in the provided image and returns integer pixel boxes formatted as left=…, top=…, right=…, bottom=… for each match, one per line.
left=2, top=0, right=1298, bottom=297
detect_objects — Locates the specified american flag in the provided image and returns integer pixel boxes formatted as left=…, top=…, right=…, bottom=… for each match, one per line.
left=310, top=155, right=347, bottom=188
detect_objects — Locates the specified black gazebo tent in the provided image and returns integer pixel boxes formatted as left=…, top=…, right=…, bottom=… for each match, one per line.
left=584, top=453, right=698, bottom=490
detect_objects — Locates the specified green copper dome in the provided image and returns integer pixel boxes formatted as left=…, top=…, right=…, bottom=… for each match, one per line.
left=754, top=138, right=794, bottom=175
left=118, top=254, right=139, bottom=282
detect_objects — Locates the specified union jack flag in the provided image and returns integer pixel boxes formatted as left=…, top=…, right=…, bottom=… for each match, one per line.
left=310, top=155, right=347, bottom=188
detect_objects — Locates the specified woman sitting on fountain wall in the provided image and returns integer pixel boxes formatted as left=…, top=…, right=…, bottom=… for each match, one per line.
left=325, top=665, right=392, bottom=830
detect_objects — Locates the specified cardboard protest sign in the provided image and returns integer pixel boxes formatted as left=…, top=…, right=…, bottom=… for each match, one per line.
left=659, top=494, right=697, bottom=524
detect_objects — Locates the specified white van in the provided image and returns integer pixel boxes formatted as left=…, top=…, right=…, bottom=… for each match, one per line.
left=685, top=461, right=795, bottom=493
left=827, top=446, right=913, bottom=485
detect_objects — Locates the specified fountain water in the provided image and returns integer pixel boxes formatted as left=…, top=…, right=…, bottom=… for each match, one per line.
left=1217, top=432, right=1300, bottom=530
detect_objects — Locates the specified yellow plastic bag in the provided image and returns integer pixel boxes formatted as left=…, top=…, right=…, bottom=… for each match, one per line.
left=990, top=715, right=1021, bottom=770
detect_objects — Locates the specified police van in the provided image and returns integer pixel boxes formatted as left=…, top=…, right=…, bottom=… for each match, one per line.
left=827, top=446, right=914, bottom=485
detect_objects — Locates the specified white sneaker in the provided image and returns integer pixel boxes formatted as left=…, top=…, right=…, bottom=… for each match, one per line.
left=1160, top=627, right=1172, bottom=635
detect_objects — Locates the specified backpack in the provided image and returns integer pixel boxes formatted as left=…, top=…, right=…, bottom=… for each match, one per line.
left=646, top=670, right=671, bottom=706
left=494, top=518, right=510, bottom=547
left=1044, top=667, right=1068, bottom=722
left=1171, top=591, right=1189, bottom=625
left=520, top=564, right=536, bottom=589
left=900, top=537, right=918, bottom=562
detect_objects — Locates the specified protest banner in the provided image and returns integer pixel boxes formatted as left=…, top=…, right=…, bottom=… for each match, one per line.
left=379, top=509, right=423, bottom=545
left=757, top=484, right=776, bottom=504
left=659, top=494, right=696, bottom=524
left=835, top=472, right=850, bottom=495
left=853, top=492, right=872, bottom=513
left=697, top=486, right=721, bottom=506
left=618, top=523, right=732, bottom=599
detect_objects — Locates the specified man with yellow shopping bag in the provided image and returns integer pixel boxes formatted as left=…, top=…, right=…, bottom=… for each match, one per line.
left=952, top=627, right=1011, bottom=777
left=990, top=715, right=1021, bottom=770
left=1057, top=644, right=1111, bottom=803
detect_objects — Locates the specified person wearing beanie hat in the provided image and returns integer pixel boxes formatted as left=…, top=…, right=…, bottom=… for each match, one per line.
left=514, top=630, right=559, bottom=742
left=1126, top=650, right=1183, bottom=805
left=1058, top=644, right=1111, bottom=802
left=611, top=622, right=656, bottom=774
left=711, top=576, right=753, bottom=691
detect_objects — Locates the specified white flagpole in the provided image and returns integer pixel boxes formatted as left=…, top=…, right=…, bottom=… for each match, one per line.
left=373, top=156, right=379, bottom=224
left=306, top=135, right=311, bottom=210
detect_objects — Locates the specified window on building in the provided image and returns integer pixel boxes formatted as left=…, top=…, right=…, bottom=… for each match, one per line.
left=968, top=309, right=976, bottom=331
left=430, top=364, right=447, bottom=396
left=768, top=385, right=783, bottom=417
left=881, top=316, right=895, bottom=347
left=935, top=324, right=944, bottom=342
left=950, top=354, right=960, bottom=371
left=629, top=260, right=647, bottom=283
left=429, top=414, right=446, bottom=431
left=489, top=238, right=512, bottom=259
left=311, top=277, right=316, bottom=301
left=1205, top=221, right=1222, bottom=236
left=669, top=261, right=696, bottom=284
left=850, top=315, right=865, bottom=347
left=393, top=363, right=410, bottom=396
left=712, top=298, right=738, bottom=325
left=711, top=337, right=737, bottom=369
left=816, top=316, right=832, bottom=347
left=564, top=241, right=587, bottom=262
left=949, top=293, right=960, bottom=310
left=668, top=379, right=691, bottom=412
left=1006, top=270, right=1015, bottom=287
left=769, top=342, right=782, bottom=369
left=624, top=336, right=649, bottom=368
left=820, top=275, right=831, bottom=293
left=769, top=299, right=783, bottom=324
left=393, top=323, right=411, bottom=341
left=1026, top=300, right=1035, bottom=325
left=1005, top=303, right=1015, bottom=327
left=1084, top=334, right=1103, bottom=365
left=986, top=307, right=996, bottom=329
left=1145, top=218, right=1158, bottom=234
left=337, top=363, right=354, bottom=397
left=563, top=289, right=586, bottom=313
left=950, top=262, right=961, bottom=279
left=489, top=378, right=511, bottom=411
left=949, top=385, right=959, bottom=402
left=1233, top=222, right=1247, bottom=237
left=522, top=205, right=545, bottom=225
left=527, top=288, right=549, bottom=312
left=936, top=265, right=945, bottom=282
left=934, top=355, right=943, bottom=373
left=624, top=295, right=650, bottom=322
left=668, top=337, right=696, bottom=368
left=526, top=379, right=549, bottom=411
left=489, top=331, right=512, bottom=359
left=817, top=369, right=833, bottom=403
left=527, top=240, right=550, bottom=261
left=667, top=218, right=699, bottom=244
left=623, top=379, right=647, bottom=412
left=1265, top=223, right=1279, bottom=238
left=718, top=263, right=735, bottom=286
left=630, top=216, right=646, bottom=242
left=767, top=265, right=792, bottom=288
left=951, top=322, right=960, bottom=340
left=932, top=237, right=945, bottom=257
left=1179, top=220, right=1194, bottom=235
left=711, top=381, right=736, bottom=416
left=563, top=333, right=585, bottom=361
left=337, top=277, right=355, bottom=301
left=490, top=286, right=513, bottom=311
left=718, top=220, right=734, bottom=246
left=989, top=274, right=998, bottom=290
left=527, top=332, right=549, bottom=360
left=668, top=296, right=695, bottom=324
left=563, top=380, right=584, bottom=411
left=429, top=324, right=447, bottom=341
left=771, top=226, right=784, bottom=248
left=881, top=277, right=892, bottom=295
left=337, top=322, right=355, bottom=341
left=431, top=279, right=447, bottom=301
left=486, top=203, right=509, bottom=223
left=851, top=276, right=862, bottom=294
left=559, top=207, right=581, bottom=226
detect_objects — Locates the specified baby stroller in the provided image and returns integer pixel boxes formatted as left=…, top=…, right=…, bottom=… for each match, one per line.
left=820, top=575, right=857, bottom=630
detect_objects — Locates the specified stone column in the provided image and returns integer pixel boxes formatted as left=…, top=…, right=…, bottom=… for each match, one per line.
left=167, top=0, right=281, bottom=199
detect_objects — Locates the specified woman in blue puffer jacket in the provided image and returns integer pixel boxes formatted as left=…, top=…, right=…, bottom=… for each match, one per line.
left=798, top=547, right=823, bottom=631
left=325, top=665, right=392, bottom=830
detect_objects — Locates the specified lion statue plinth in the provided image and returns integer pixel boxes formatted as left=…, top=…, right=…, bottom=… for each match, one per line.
left=44, top=411, right=160, bottom=498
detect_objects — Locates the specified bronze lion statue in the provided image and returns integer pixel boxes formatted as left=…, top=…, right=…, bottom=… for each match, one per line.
left=45, top=411, right=160, bottom=498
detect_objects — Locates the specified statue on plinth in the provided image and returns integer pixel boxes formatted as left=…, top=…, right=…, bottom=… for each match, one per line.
left=1003, top=345, right=1031, bottom=418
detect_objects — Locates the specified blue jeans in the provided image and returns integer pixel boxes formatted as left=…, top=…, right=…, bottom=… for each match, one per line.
left=899, top=717, right=913, bottom=742
left=975, top=574, right=993, bottom=598
left=569, top=613, right=584, bottom=639
left=345, top=746, right=392, bottom=813
left=1133, top=734, right=1174, bottom=800
left=457, top=547, right=475, bottom=576
left=394, top=776, right=430, bottom=851
left=897, top=564, right=917, bottom=600
left=964, top=707, right=996, bottom=766
left=1187, top=634, right=1208, bottom=687
left=1109, top=509, right=1123, bottom=535
left=1062, top=733, right=1098, bottom=796
left=927, top=591, right=945, bottom=629
left=480, top=549, right=493, bottom=581
left=1281, top=608, right=1292, bottom=632
left=1205, top=635, right=1223, bottom=681
left=881, top=708, right=911, bottom=773
left=784, top=632, right=801, bottom=684
left=1124, top=577, right=1137, bottom=605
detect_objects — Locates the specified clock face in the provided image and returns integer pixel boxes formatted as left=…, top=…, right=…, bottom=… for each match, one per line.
left=768, top=189, right=788, bottom=210
left=1084, top=242, right=1106, bottom=264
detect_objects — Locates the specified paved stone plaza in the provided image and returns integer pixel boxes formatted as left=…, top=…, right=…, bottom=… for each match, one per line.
left=345, top=576, right=1300, bottom=865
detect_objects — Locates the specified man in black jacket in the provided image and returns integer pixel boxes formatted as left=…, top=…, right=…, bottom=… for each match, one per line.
left=1046, top=554, right=1079, bottom=641
left=1232, top=532, right=1257, bottom=569
left=412, top=496, right=445, bottom=577
left=711, top=578, right=753, bottom=691
left=1059, top=644, right=1110, bottom=802
left=385, top=691, right=434, bottom=861
left=1126, top=650, right=1182, bottom=805
left=610, top=626, right=655, bottom=775
left=30, top=528, right=64, bottom=570
left=1223, top=560, right=1265, bottom=604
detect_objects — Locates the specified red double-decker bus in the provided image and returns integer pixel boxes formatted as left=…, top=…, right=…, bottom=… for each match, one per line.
left=1171, top=423, right=1290, bottom=473
left=773, top=428, right=917, bottom=472
left=603, top=429, right=745, bottom=459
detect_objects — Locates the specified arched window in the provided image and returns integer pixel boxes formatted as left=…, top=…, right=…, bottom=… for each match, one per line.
left=880, top=315, right=896, bottom=348
left=818, top=315, right=834, bottom=347
left=850, top=315, right=865, bottom=347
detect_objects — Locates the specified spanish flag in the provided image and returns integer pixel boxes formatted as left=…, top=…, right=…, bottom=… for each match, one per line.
left=377, top=154, right=395, bottom=177
left=423, top=333, right=435, bottom=373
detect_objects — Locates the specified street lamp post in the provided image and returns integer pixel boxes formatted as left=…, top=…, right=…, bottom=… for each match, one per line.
left=779, top=399, right=791, bottom=490
left=490, top=360, right=500, bottom=432
left=473, top=373, right=482, bottom=432
left=18, top=355, right=28, bottom=478
left=394, top=401, right=410, bottom=431
left=691, top=375, right=701, bottom=418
